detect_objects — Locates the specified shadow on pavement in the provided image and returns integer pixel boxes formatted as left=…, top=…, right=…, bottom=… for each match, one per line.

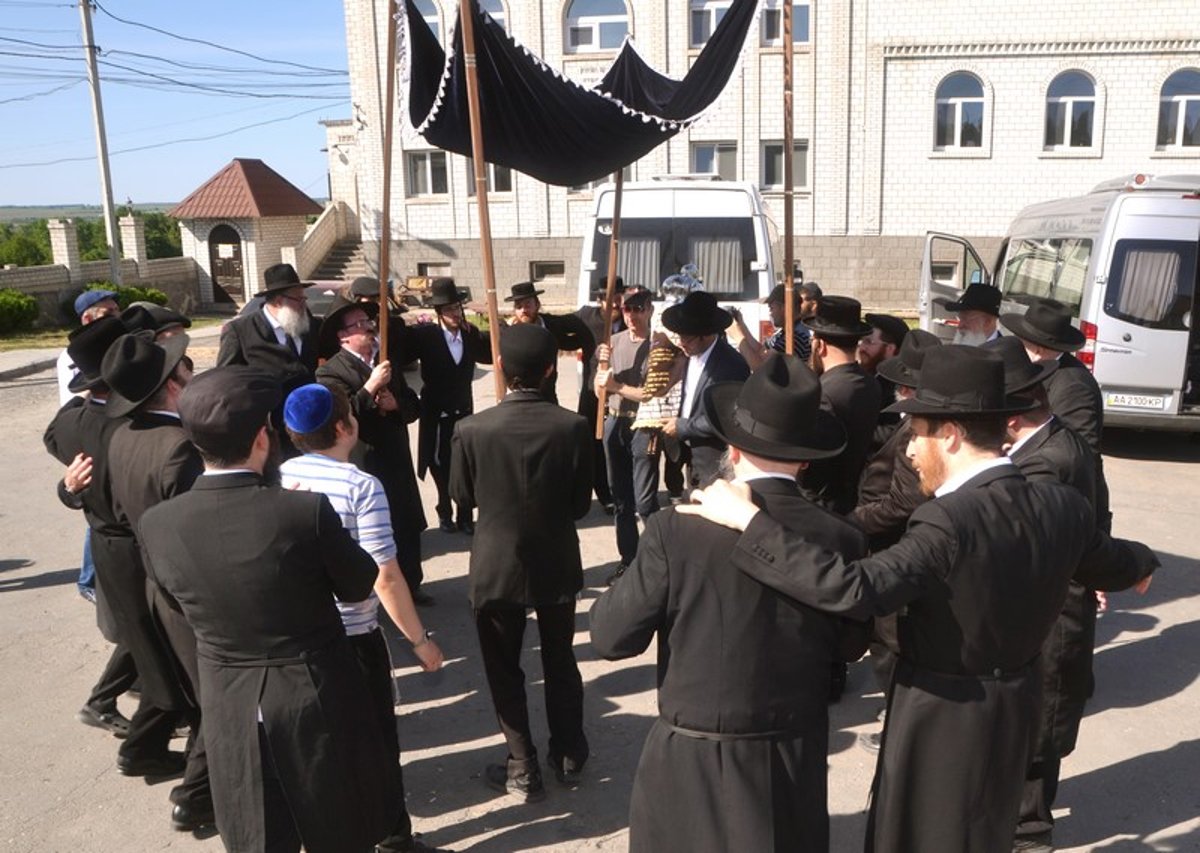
left=0, top=565, right=77, bottom=593
left=1102, top=429, right=1200, bottom=463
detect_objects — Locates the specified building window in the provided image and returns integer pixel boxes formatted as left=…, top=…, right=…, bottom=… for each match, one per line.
left=569, top=164, right=633, bottom=193
left=480, top=0, right=506, bottom=31
left=530, top=261, right=566, bottom=284
left=935, top=72, right=984, bottom=150
left=564, top=0, right=629, bottom=54
left=1045, top=71, right=1095, bottom=149
left=1157, top=68, right=1200, bottom=148
left=761, top=1, right=810, bottom=46
left=691, top=141, right=737, bottom=180
left=689, top=0, right=730, bottom=48
left=407, top=151, right=448, bottom=195
left=418, top=262, right=452, bottom=278
left=413, top=0, right=441, bottom=43
left=761, top=140, right=809, bottom=190
left=465, top=159, right=513, bottom=195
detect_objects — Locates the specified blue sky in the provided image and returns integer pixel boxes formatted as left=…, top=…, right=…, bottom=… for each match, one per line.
left=0, top=1, right=350, bottom=206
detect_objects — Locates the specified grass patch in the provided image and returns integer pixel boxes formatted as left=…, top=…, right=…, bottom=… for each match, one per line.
left=0, top=314, right=225, bottom=352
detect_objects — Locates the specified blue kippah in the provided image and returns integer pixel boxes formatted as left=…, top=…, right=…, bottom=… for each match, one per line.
left=75, top=289, right=116, bottom=317
left=284, top=383, right=334, bottom=433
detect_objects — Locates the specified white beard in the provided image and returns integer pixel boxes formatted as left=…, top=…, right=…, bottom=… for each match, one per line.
left=952, top=327, right=988, bottom=347
left=276, top=303, right=310, bottom=339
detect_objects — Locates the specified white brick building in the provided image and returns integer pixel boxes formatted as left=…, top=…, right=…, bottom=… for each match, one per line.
left=331, top=0, right=1200, bottom=308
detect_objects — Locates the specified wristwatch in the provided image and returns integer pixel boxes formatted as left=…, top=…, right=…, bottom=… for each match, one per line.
left=412, top=629, right=435, bottom=648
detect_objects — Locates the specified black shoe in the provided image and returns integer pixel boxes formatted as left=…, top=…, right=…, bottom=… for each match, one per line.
left=117, top=751, right=187, bottom=778
left=484, top=762, right=546, bottom=803
left=1012, top=831, right=1054, bottom=852
left=438, top=517, right=456, bottom=534
left=605, top=564, right=628, bottom=586
left=77, top=703, right=131, bottom=739
left=546, top=753, right=584, bottom=788
left=456, top=518, right=474, bottom=535
left=171, top=800, right=215, bottom=832
left=411, top=588, right=436, bottom=607
left=377, top=831, right=455, bottom=852
left=857, top=731, right=882, bottom=754
left=600, top=501, right=616, bottom=515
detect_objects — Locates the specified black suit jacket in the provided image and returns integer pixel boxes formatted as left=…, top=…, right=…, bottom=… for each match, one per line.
left=1041, top=352, right=1111, bottom=527
left=534, top=312, right=595, bottom=405
left=676, top=338, right=750, bottom=486
left=804, top=362, right=882, bottom=515
left=450, top=389, right=592, bottom=608
left=216, top=308, right=320, bottom=395
left=850, top=418, right=928, bottom=551
left=576, top=304, right=624, bottom=408
left=44, top=397, right=127, bottom=537
left=108, top=412, right=204, bottom=533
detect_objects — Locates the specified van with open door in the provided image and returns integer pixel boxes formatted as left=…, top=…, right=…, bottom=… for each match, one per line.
left=919, top=173, right=1200, bottom=432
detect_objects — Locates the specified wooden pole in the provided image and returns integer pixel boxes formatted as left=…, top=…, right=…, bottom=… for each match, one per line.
left=459, top=0, right=505, bottom=401
left=594, top=170, right=624, bottom=440
left=378, top=0, right=399, bottom=358
left=782, top=0, right=795, bottom=354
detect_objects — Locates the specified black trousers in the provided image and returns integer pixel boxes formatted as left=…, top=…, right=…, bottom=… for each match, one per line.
left=1016, top=753, right=1061, bottom=837
left=474, top=602, right=588, bottom=766
left=663, top=447, right=686, bottom=497
left=258, top=726, right=303, bottom=853
left=394, top=527, right=424, bottom=593
left=86, top=643, right=137, bottom=710
left=578, top=388, right=612, bottom=505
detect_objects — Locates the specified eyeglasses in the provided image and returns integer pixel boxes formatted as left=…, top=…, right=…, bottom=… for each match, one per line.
left=279, top=292, right=307, bottom=305
left=344, top=319, right=376, bottom=332
left=621, top=303, right=647, bottom=313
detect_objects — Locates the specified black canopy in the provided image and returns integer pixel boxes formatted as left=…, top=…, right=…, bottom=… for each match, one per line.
left=402, top=0, right=758, bottom=187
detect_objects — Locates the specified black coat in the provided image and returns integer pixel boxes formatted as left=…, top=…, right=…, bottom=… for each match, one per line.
left=730, top=464, right=1157, bottom=853
left=1042, top=352, right=1111, bottom=527
left=403, top=321, right=492, bottom=478
left=803, top=362, right=882, bottom=515
left=675, top=338, right=750, bottom=487
left=537, top=311, right=596, bottom=405
left=576, top=304, right=624, bottom=413
left=1010, top=417, right=1099, bottom=759
left=850, top=419, right=929, bottom=551
left=317, top=348, right=427, bottom=537
left=590, top=478, right=870, bottom=853
left=139, top=473, right=396, bottom=853
left=216, top=308, right=320, bottom=396
left=449, top=389, right=591, bottom=608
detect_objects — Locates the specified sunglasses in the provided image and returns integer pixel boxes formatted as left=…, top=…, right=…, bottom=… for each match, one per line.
left=344, top=319, right=377, bottom=332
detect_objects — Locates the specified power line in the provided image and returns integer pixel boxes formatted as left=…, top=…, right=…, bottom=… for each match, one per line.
left=105, top=49, right=344, bottom=78
left=0, top=77, right=80, bottom=104
left=98, top=59, right=347, bottom=98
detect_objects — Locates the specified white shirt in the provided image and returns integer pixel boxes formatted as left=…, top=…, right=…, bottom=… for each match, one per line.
left=442, top=325, right=464, bottom=365
left=1007, top=416, right=1054, bottom=458
left=56, top=349, right=80, bottom=406
left=934, top=456, right=1014, bottom=498
left=737, top=472, right=796, bottom=484
left=681, top=337, right=718, bottom=417
left=262, top=306, right=301, bottom=355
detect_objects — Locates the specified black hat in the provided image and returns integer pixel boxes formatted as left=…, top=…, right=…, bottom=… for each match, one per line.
left=504, top=281, right=545, bottom=303
left=100, top=330, right=190, bottom=418
left=66, top=316, right=126, bottom=394
left=661, top=291, right=732, bottom=336
left=876, top=328, right=941, bottom=389
left=982, top=335, right=1058, bottom=394
left=935, top=282, right=1002, bottom=317
left=318, top=298, right=379, bottom=360
left=807, top=296, right=873, bottom=340
left=761, top=284, right=798, bottom=305
left=999, top=298, right=1085, bottom=352
left=255, top=263, right=309, bottom=298
left=705, top=352, right=845, bottom=462
left=887, top=345, right=1036, bottom=419
left=499, top=322, right=556, bottom=379
left=179, top=366, right=282, bottom=456
left=591, top=276, right=626, bottom=300
left=120, top=302, right=191, bottom=336
left=349, top=276, right=382, bottom=298
left=865, top=313, right=909, bottom=348
left=429, top=277, right=467, bottom=308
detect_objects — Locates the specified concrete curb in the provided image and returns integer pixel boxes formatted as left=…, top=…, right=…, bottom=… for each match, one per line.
left=0, top=356, right=57, bottom=382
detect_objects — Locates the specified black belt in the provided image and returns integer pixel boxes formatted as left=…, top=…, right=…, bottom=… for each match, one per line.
left=660, top=719, right=802, bottom=742
left=607, top=411, right=636, bottom=420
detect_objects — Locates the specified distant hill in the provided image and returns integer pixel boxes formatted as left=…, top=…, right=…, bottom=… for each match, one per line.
left=0, top=204, right=178, bottom=223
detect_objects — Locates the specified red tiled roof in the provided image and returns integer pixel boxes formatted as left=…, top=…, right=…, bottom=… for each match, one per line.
left=169, top=158, right=323, bottom=219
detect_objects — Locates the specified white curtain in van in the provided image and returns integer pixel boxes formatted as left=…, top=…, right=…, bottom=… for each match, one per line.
left=688, top=237, right=743, bottom=294
left=619, top=238, right=661, bottom=291
left=1118, top=250, right=1178, bottom=323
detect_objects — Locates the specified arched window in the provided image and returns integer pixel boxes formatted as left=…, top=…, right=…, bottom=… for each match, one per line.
left=1045, top=71, right=1095, bottom=149
left=564, top=0, right=629, bottom=54
left=413, top=0, right=441, bottom=43
left=934, top=72, right=984, bottom=150
left=480, top=0, right=507, bottom=31
left=1157, top=68, right=1200, bottom=148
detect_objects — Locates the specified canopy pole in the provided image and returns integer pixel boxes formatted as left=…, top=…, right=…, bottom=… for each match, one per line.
left=594, top=170, right=624, bottom=440
left=782, top=0, right=795, bottom=355
left=459, top=0, right=505, bottom=401
left=378, top=0, right=399, bottom=358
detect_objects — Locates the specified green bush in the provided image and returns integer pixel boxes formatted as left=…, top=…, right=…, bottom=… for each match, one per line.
left=84, top=281, right=168, bottom=309
left=0, top=288, right=39, bottom=335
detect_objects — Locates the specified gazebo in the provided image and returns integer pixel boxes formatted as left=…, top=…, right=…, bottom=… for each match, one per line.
left=171, top=158, right=322, bottom=305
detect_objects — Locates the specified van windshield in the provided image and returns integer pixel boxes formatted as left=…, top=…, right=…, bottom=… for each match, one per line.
left=1001, top=237, right=1091, bottom=315
left=591, top=217, right=760, bottom=300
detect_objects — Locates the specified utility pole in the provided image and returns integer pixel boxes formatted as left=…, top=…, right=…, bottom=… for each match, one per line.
left=78, top=0, right=121, bottom=285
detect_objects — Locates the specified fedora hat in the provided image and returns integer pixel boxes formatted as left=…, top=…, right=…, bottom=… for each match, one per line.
left=120, top=302, right=191, bottom=336
left=255, top=263, right=309, bottom=298
left=876, top=328, right=942, bottom=389
left=100, top=330, right=190, bottom=418
left=66, top=316, right=127, bottom=394
left=429, top=277, right=468, bottom=308
left=864, top=313, right=909, bottom=348
left=504, top=281, right=545, bottom=303
left=317, top=298, right=379, bottom=359
left=661, top=291, right=732, bottom=337
left=806, top=296, right=873, bottom=340
left=982, top=335, right=1058, bottom=394
left=590, top=276, right=626, bottom=300
left=705, top=353, right=845, bottom=462
left=999, top=298, right=1085, bottom=352
left=935, top=282, right=1002, bottom=317
left=887, top=345, right=1036, bottom=419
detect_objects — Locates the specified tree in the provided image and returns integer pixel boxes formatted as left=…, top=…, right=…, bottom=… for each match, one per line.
left=143, top=212, right=182, bottom=259
left=0, top=221, right=52, bottom=267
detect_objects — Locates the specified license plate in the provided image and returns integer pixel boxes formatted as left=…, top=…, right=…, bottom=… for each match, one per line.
left=1105, top=393, right=1169, bottom=410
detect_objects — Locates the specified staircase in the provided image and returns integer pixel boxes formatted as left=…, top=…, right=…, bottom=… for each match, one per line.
left=312, top=240, right=369, bottom=282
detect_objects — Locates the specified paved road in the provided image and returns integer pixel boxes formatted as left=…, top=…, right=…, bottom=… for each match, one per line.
left=1, top=351, right=1197, bottom=852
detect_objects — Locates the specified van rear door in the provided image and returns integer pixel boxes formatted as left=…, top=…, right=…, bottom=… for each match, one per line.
left=918, top=232, right=992, bottom=341
left=1092, top=196, right=1199, bottom=416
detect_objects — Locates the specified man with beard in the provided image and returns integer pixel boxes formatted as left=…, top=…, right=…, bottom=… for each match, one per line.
left=936, top=282, right=1003, bottom=346
left=591, top=353, right=869, bottom=853
left=798, top=281, right=823, bottom=321
left=506, top=280, right=595, bottom=405
left=678, top=345, right=1158, bottom=853
left=317, top=301, right=431, bottom=605
left=103, top=330, right=214, bottom=832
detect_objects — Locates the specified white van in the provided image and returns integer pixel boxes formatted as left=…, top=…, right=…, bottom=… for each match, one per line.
left=919, top=173, right=1200, bottom=432
left=577, top=177, right=781, bottom=340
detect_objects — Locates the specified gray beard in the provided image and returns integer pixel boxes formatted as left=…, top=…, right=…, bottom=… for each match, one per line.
left=276, top=303, right=310, bottom=340
left=953, top=328, right=988, bottom=347
left=715, top=448, right=736, bottom=483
